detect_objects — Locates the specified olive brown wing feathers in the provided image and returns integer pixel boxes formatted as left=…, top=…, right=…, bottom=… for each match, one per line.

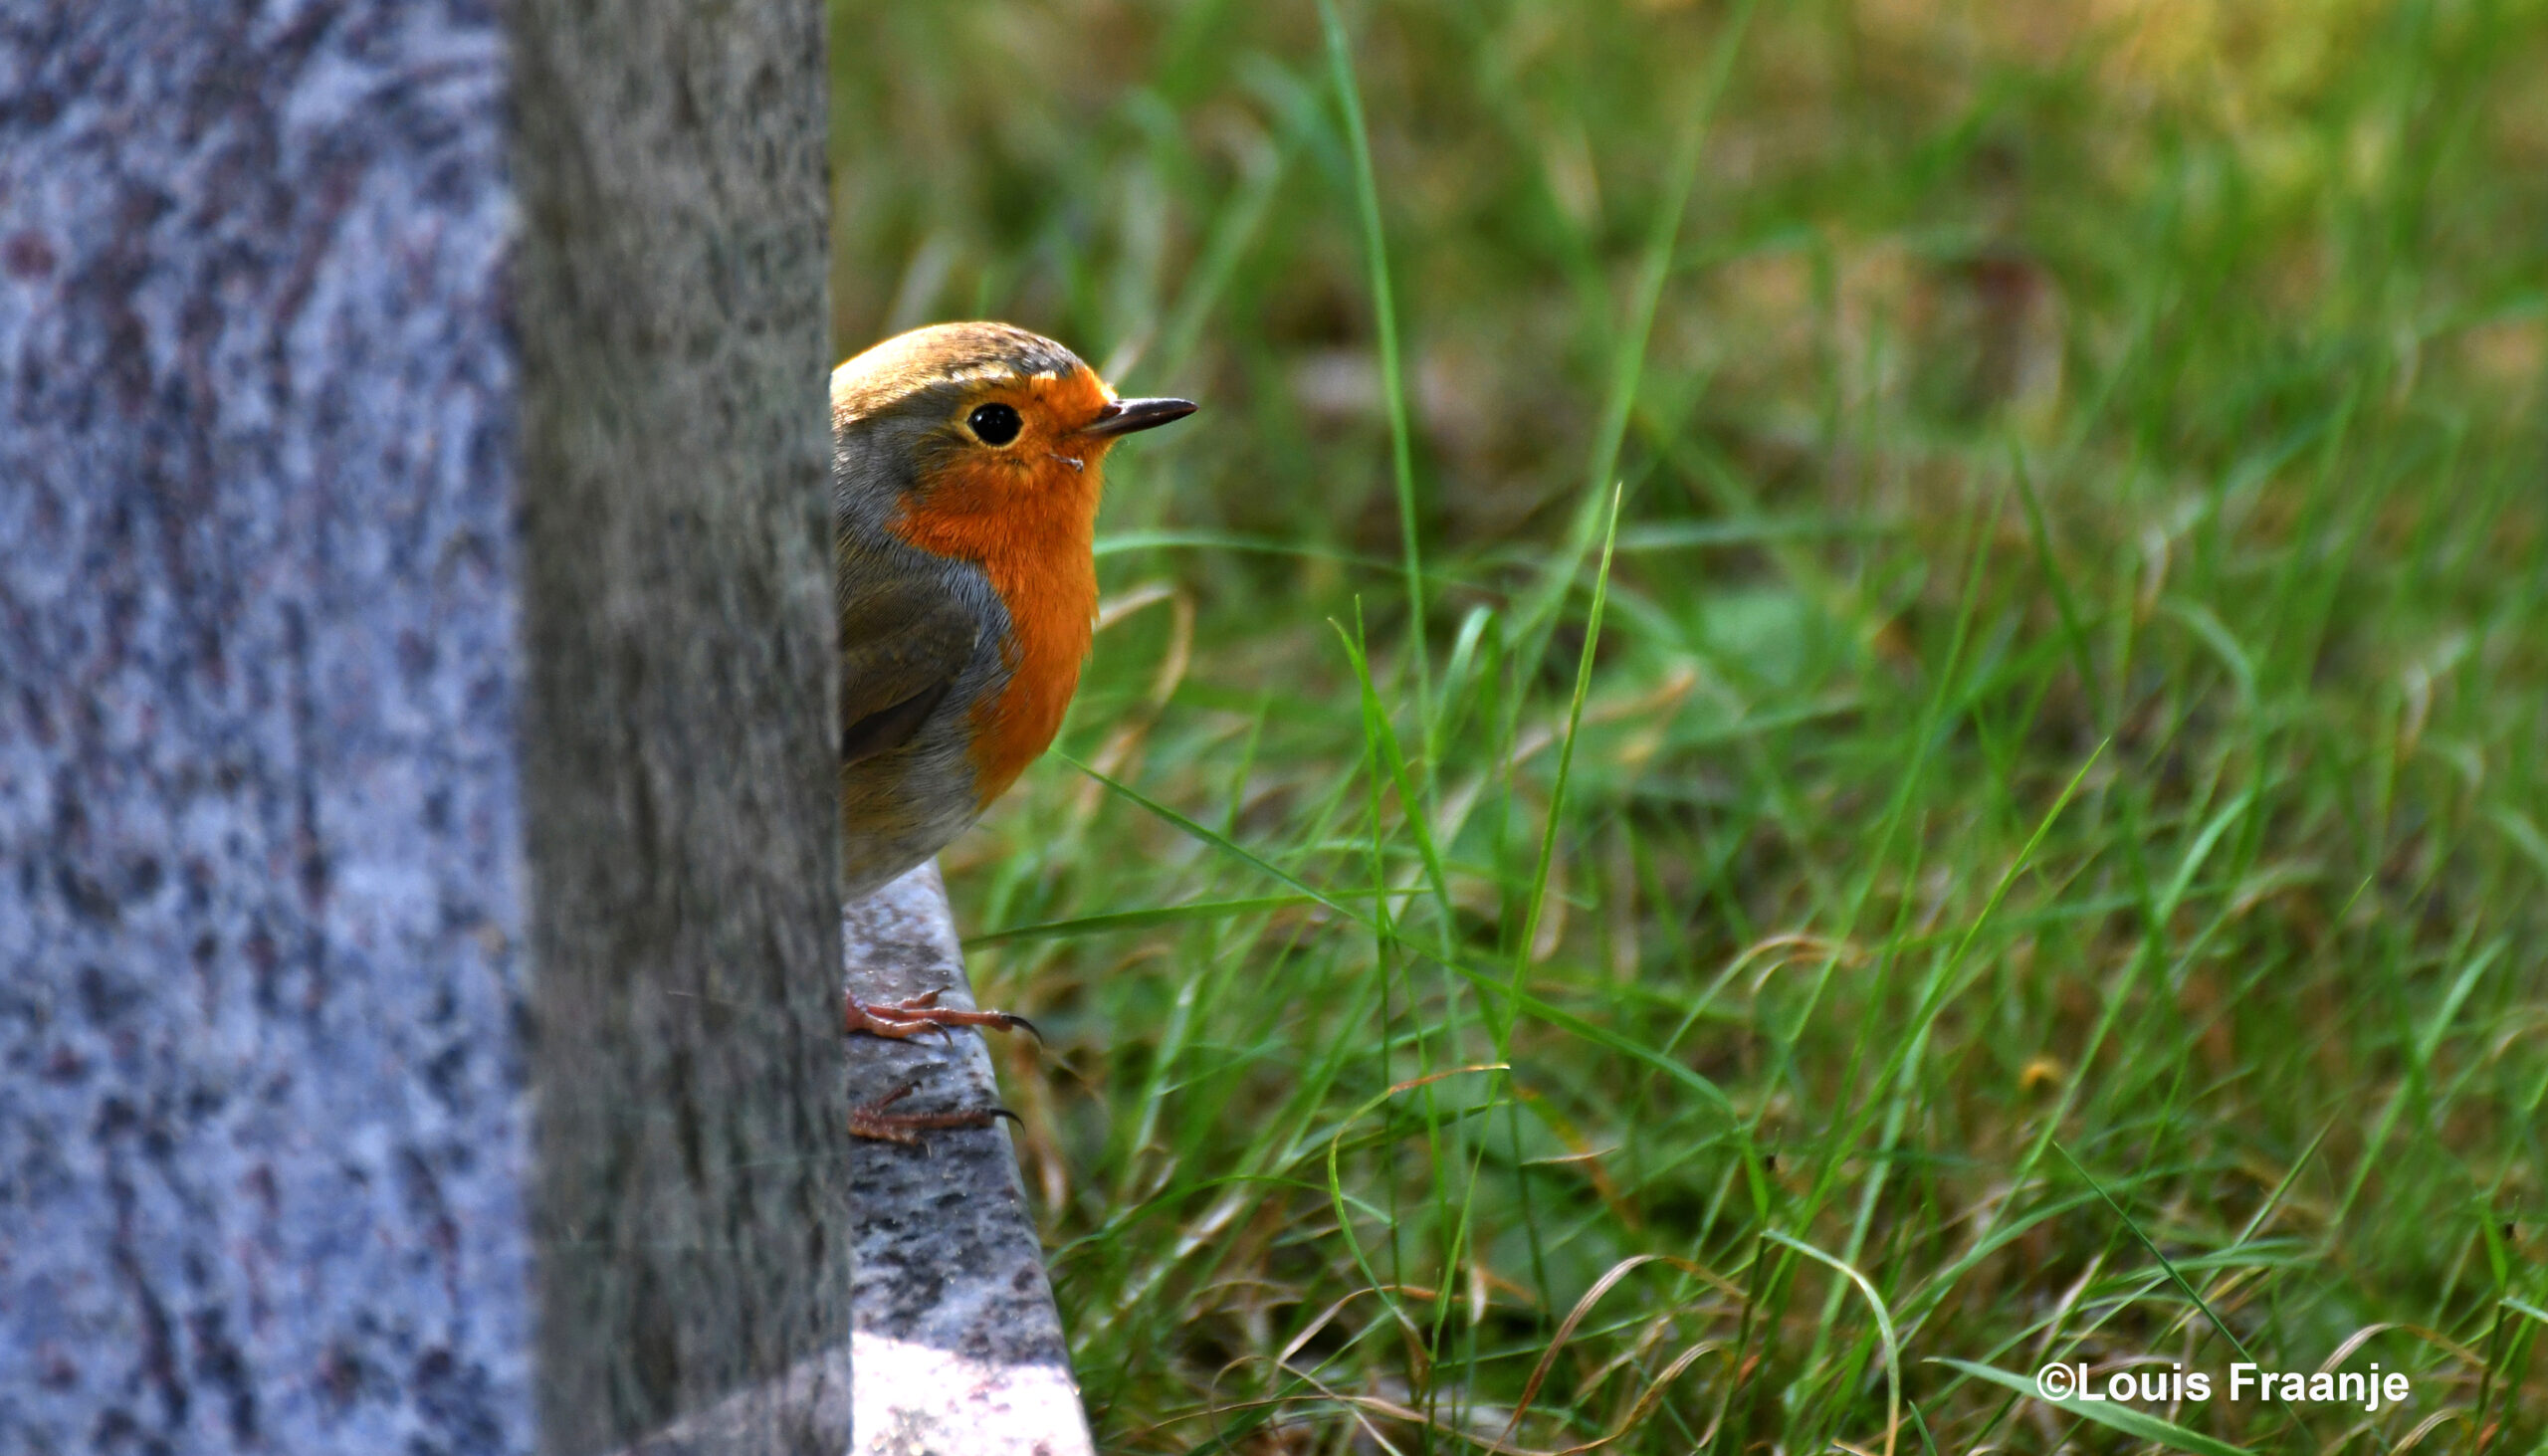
left=837, top=582, right=980, bottom=765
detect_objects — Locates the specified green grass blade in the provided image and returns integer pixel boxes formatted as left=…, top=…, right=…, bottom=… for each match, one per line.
left=963, top=895, right=1344, bottom=947
left=1507, top=482, right=1625, bottom=1028
left=1316, top=0, right=1429, bottom=722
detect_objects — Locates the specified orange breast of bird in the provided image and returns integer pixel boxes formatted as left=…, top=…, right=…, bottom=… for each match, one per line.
left=885, top=369, right=1114, bottom=809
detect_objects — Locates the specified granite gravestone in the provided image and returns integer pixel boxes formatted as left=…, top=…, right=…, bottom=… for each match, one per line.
left=839, top=865, right=1097, bottom=1456
left=0, top=3, right=845, bottom=1453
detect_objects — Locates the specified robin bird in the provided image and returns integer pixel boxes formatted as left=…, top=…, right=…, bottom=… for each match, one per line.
left=829, top=320, right=1193, bottom=1140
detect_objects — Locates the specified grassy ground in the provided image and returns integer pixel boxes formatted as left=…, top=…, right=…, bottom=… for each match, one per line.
left=831, top=2, right=2548, bottom=1451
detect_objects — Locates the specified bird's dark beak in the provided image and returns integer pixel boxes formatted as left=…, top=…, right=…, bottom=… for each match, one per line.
left=1084, top=396, right=1197, bottom=438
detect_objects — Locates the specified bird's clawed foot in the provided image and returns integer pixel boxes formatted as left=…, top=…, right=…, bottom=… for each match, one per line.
left=843, top=989, right=1037, bottom=1144
left=844, top=988, right=1040, bottom=1043
left=848, top=1080, right=1022, bottom=1145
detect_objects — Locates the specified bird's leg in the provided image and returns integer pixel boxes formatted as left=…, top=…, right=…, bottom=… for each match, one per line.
left=848, top=1080, right=1021, bottom=1145
left=843, top=990, right=1038, bottom=1144
left=844, top=987, right=1040, bottom=1043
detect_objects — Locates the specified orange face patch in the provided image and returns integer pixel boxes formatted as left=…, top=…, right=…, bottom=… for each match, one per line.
left=884, top=366, right=1120, bottom=806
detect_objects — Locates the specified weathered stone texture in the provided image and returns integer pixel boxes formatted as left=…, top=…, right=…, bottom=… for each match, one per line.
left=843, top=866, right=1097, bottom=1456
left=508, top=0, right=843, bottom=1449
left=0, top=3, right=842, bottom=1453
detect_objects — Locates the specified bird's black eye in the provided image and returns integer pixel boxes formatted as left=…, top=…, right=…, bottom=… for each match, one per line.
left=966, top=402, right=1022, bottom=447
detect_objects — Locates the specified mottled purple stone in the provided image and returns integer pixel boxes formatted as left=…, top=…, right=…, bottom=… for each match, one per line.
left=0, top=4, right=845, bottom=1453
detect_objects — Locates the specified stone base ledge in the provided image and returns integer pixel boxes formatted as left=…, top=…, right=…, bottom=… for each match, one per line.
left=612, top=861, right=1094, bottom=1456
left=839, top=863, right=1094, bottom=1456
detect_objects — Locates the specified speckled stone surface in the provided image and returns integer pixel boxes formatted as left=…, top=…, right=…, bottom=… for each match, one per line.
left=510, top=0, right=847, bottom=1449
left=0, top=3, right=843, bottom=1454
left=843, top=865, right=1097, bottom=1456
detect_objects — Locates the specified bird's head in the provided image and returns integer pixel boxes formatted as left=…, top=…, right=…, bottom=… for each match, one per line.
left=832, top=321, right=1193, bottom=532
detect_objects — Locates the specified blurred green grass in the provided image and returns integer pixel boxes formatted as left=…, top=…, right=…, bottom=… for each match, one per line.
left=831, top=1, right=2548, bottom=1450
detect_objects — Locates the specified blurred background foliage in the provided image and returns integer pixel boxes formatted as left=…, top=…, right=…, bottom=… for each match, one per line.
left=832, top=1, right=2547, bottom=1451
